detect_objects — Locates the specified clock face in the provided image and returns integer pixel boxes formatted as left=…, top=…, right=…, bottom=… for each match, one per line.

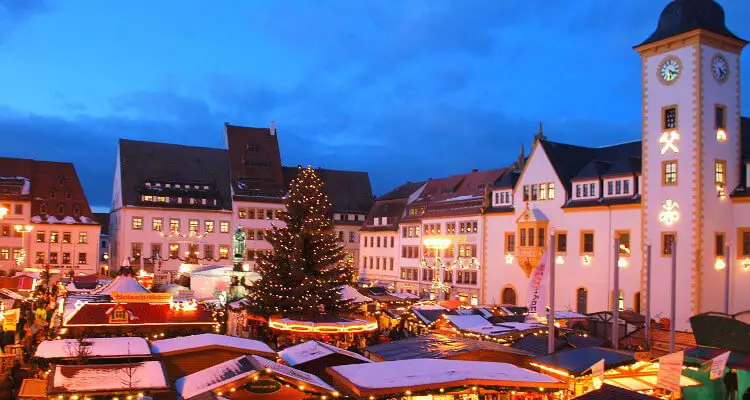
left=659, top=57, right=681, bottom=83
left=712, top=54, right=729, bottom=82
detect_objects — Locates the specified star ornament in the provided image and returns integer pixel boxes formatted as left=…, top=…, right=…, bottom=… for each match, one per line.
left=659, top=199, right=680, bottom=226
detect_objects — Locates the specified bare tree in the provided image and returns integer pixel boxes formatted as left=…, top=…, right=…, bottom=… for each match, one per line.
left=65, top=337, right=92, bottom=364
left=119, top=343, right=141, bottom=391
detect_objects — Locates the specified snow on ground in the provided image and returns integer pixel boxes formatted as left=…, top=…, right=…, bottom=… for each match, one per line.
left=52, top=361, right=167, bottom=392
left=278, top=340, right=371, bottom=366
left=329, top=359, right=561, bottom=390
left=175, top=356, right=256, bottom=399
left=150, top=333, right=275, bottom=355
left=35, top=337, right=151, bottom=359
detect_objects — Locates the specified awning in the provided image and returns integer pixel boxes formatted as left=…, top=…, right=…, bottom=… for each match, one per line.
left=603, top=361, right=701, bottom=392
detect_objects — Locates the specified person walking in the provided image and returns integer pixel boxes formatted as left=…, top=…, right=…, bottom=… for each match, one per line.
left=724, top=368, right=738, bottom=400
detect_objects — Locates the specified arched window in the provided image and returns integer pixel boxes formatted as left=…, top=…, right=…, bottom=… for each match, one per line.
left=634, top=292, right=642, bottom=314
left=576, top=287, right=588, bottom=314
left=57, top=203, right=65, bottom=215
left=502, top=287, right=517, bottom=306
left=72, top=204, right=82, bottom=217
left=49, top=189, right=56, bottom=199
left=39, top=203, right=47, bottom=214
left=65, top=190, right=73, bottom=199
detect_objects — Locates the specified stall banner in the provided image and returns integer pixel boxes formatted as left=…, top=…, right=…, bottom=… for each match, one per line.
left=590, top=359, right=605, bottom=389
left=2, top=309, right=20, bottom=331
left=657, top=351, right=684, bottom=394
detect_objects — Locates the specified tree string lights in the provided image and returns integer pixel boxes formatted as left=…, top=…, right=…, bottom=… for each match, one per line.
left=244, top=167, right=357, bottom=320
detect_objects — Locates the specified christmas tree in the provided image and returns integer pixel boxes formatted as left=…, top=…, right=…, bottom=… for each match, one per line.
left=245, top=166, right=356, bottom=320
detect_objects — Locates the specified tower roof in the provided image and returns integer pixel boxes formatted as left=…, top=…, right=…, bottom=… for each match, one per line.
left=637, top=0, right=745, bottom=48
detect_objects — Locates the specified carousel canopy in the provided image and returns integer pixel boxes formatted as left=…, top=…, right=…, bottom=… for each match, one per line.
left=90, top=275, right=150, bottom=295
left=366, top=333, right=533, bottom=361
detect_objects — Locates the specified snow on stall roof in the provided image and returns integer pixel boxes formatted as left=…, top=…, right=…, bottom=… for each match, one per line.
left=444, top=315, right=514, bottom=336
left=51, top=361, right=167, bottom=393
left=278, top=340, right=371, bottom=367
left=35, top=337, right=151, bottom=359
left=391, top=292, right=419, bottom=299
left=554, top=311, right=588, bottom=319
left=330, top=359, right=561, bottom=391
left=341, top=285, right=373, bottom=303
left=251, top=355, right=336, bottom=392
left=175, top=356, right=257, bottom=400
left=495, top=321, right=546, bottom=331
left=150, top=333, right=275, bottom=356
left=91, top=275, right=150, bottom=294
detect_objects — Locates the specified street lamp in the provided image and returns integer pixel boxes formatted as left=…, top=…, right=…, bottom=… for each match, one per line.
left=421, top=236, right=480, bottom=301
left=0, top=206, right=8, bottom=219
left=14, top=224, right=33, bottom=270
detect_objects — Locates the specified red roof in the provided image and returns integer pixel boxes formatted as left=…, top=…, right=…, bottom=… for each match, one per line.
left=0, top=276, right=35, bottom=291
left=64, top=302, right=216, bottom=326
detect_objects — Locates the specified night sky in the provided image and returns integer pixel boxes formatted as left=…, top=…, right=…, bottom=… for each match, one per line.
left=2, top=1, right=749, bottom=211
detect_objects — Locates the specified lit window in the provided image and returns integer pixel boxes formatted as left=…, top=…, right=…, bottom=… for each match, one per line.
left=663, top=106, right=677, bottom=130
left=170, top=219, right=180, bottom=233
left=219, top=245, right=229, bottom=259
left=132, top=217, right=143, bottom=230
left=220, top=221, right=230, bottom=233
left=581, top=232, right=594, bottom=254
left=78, top=253, right=87, bottom=264
left=62, top=232, right=71, bottom=243
left=715, top=160, right=727, bottom=185
left=548, top=183, right=555, bottom=199
left=152, top=218, right=163, bottom=231
left=36, top=231, right=46, bottom=243
left=189, top=219, right=199, bottom=233
left=663, top=161, right=678, bottom=185
left=204, top=220, right=214, bottom=233
left=78, top=232, right=88, bottom=244
left=540, top=183, right=547, bottom=200
left=169, top=244, right=179, bottom=258
left=662, top=233, right=676, bottom=256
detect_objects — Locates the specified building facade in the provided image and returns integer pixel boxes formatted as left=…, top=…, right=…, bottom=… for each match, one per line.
left=0, top=158, right=100, bottom=276
left=362, top=0, right=749, bottom=330
left=110, top=124, right=373, bottom=282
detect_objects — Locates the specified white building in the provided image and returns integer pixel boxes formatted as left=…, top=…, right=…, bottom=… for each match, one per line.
left=365, top=0, right=750, bottom=330
left=0, top=158, right=101, bottom=276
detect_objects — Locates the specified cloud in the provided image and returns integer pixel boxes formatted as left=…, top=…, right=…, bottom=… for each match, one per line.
left=0, top=0, right=46, bottom=41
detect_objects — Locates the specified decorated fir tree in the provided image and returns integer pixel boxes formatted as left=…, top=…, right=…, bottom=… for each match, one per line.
left=245, top=166, right=356, bottom=320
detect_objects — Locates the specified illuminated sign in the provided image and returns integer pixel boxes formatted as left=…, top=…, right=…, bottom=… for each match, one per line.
left=658, top=199, right=680, bottom=226
left=111, top=292, right=173, bottom=303
left=659, top=130, right=680, bottom=154
left=268, top=316, right=378, bottom=333
left=245, top=379, right=281, bottom=394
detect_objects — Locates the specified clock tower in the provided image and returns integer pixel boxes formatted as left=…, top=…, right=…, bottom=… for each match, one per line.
left=636, top=0, right=745, bottom=330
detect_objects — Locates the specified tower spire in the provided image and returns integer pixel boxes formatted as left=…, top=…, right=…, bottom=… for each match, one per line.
left=533, top=121, right=547, bottom=145
left=516, top=142, right=526, bottom=170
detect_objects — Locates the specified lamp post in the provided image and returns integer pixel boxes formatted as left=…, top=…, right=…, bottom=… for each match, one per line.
left=0, top=206, right=8, bottom=219
left=421, top=236, right=480, bottom=301
left=14, top=224, right=33, bottom=270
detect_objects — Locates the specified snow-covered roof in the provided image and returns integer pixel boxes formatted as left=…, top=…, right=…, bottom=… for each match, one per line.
left=175, top=356, right=257, bottom=400
left=341, top=285, right=373, bottom=304
left=391, top=292, right=420, bottom=299
left=49, top=361, right=168, bottom=394
left=495, top=321, right=546, bottom=331
left=329, top=359, right=563, bottom=394
left=554, top=311, right=588, bottom=319
left=150, top=333, right=275, bottom=356
left=443, top=315, right=516, bottom=336
left=90, top=275, right=150, bottom=294
left=190, top=264, right=231, bottom=276
left=252, top=355, right=336, bottom=392
left=278, top=340, right=371, bottom=366
left=35, top=337, right=151, bottom=359
left=0, top=288, right=26, bottom=300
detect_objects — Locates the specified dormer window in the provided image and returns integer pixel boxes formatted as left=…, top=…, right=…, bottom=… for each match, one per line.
left=108, top=305, right=130, bottom=324
left=605, top=179, right=632, bottom=197
left=574, top=182, right=597, bottom=199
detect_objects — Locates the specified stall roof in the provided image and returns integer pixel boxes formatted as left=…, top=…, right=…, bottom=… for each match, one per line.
left=532, top=347, right=635, bottom=377
left=279, top=340, right=371, bottom=367
left=90, top=275, right=150, bottom=294
left=48, top=361, right=168, bottom=394
left=150, top=333, right=275, bottom=357
left=511, top=334, right=608, bottom=357
left=366, top=333, right=532, bottom=361
left=175, top=355, right=256, bottom=400
left=684, top=346, right=750, bottom=371
left=328, top=359, right=564, bottom=397
left=341, top=285, right=373, bottom=304
left=18, top=379, right=47, bottom=399
left=35, top=337, right=151, bottom=359
left=603, top=361, right=701, bottom=392
left=572, top=384, right=655, bottom=399
left=410, top=305, right=448, bottom=325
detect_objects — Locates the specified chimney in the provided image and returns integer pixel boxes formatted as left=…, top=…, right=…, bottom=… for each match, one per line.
left=269, top=120, right=277, bottom=136
left=472, top=168, right=479, bottom=173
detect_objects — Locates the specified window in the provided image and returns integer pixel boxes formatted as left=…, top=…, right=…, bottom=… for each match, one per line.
left=49, top=189, right=56, bottom=199
left=389, top=258, right=394, bottom=270
left=131, top=242, right=142, bottom=259
left=446, top=223, right=456, bottom=234
left=663, top=106, right=677, bottom=130
left=219, top=245, right=229, bottom=259
left=220, top=221, right=230, bottom=233
left=615, top=180, right=622, bottom=195
left=662, top=161, right=678, bottom=185
left=531, top=185, right=538, bottom=201
left=257, top=230, right=265, bottom=241
left=0, top=248, right=8, bottom=260
left=520, top=229, right=527, bottom=247
left=715, top=233, right=726, bottom=256
left=0, top=225, right=8, bottom=237
left=576, top=185, right=581, bottom=198
left=13, top=249, right=22, bottom=260
left=376, top=237, right=381, bottom=247
left=13, top=204, right=22, bottom=214
left=189, top=219, right=199, bottom=233
left=348, top=231, right=355, bottom=243
left=538, top=228, right=546, bottom=248
left=617, top=231, right=630, bottom=255
left=607, top=181, right=614, bottom=195
left=50, top=232, right=58, bottom=243
left=49, top=252, right=58, bottom=264
left=556, top=232, right=567, bottom=253
left=170, top=219, right=180, bottom=233
left=78, top=232, right=88, bottom=244
left=204, top=220, right=214, bottom=233
left=36, top=231, right=46, bottom=243
left=589, top=183, right=596, bottom=197
left=540, top=183, right=547, bottom=200
left=78, top=253, right=87, bottom=264
left=528, top=228, right=535, bottom=247
left=35, top=252, right=45, bottom=264
left=662, top=233, right=676, bottom=256
left=390, top=237, right=394, bottom=247
left=576, top=288, right=588, bottom=314
left=169, top=244, right=179, bottom=258
left=523, top=185, right=530, bottom=202
left=715, top=160, right=727, bottom=185
left=634, top=292, right=642, bottom=314
left=502, top=287, right=517, bottom=306
left=238, top=208, right=247, bottom=219
left=505, top=233, right=516, bottom=253
left=741, top=229, right=750, bottom=257
left=375, top=258, right=380, bottom=269
left=548, top=183, right=556, bottom=200
left=715, top=105, right=726, bottom=129
left=624, top=180, right=630, bottom=194
left=62, top=232, right=71, bottom=243
left=152, top=218, right=163, bottom=231
left=110, top=307, right=128, bottom=323
left=151, top=243, right=162, bottom=259
left=132, top=217, right=143, bottom=230
left=39, top=203, right=47, bottom=214
left=581, top=231, right=594, bottom=254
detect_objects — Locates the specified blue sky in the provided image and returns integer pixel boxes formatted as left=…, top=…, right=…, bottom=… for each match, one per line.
left=2, top=0, right=749, bottom=210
